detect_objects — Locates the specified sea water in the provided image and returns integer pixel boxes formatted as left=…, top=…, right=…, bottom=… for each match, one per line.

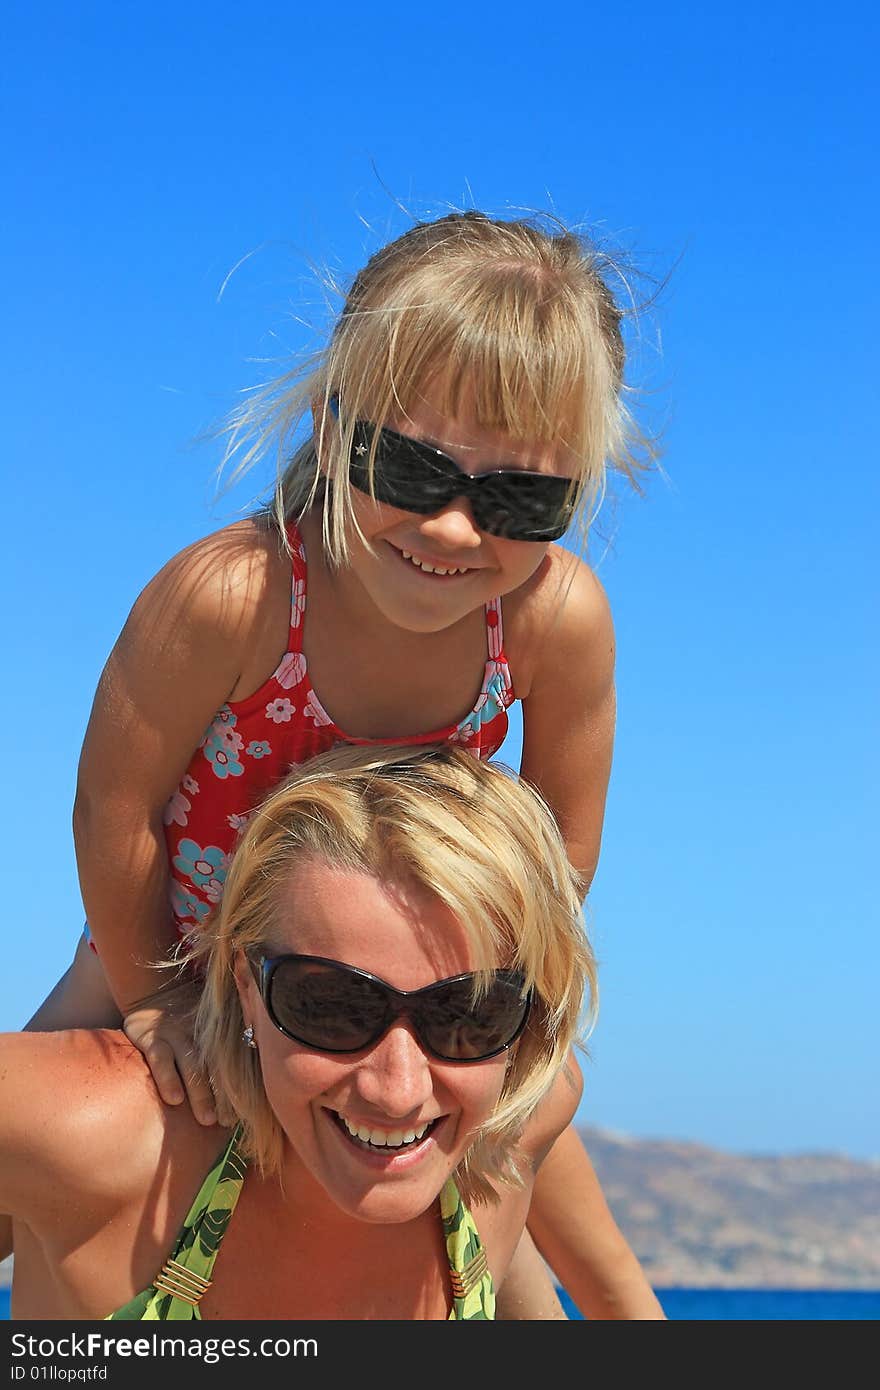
left=558, top=1286, right=880, bottom=1320
left=3, top=1286, right=879, bottom=1320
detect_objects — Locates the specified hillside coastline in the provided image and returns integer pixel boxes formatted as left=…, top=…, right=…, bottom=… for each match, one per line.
left=578, top=1125, right=879, bottom=1289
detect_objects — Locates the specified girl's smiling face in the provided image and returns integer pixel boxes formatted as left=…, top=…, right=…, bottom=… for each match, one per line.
left=235, top=855, right=510, bottom=1225
left=329, top=382, right=579, bottom=635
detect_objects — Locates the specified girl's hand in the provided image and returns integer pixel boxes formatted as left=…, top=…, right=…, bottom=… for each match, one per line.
left=123, top=985, right=217, bottom=1127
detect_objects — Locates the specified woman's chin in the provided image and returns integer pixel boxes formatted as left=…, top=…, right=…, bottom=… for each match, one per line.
left=310, top=1105, right=460, bottom=1222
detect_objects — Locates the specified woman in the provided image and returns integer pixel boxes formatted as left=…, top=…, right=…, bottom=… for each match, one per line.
left=3, top=744, right=595, bottom=1320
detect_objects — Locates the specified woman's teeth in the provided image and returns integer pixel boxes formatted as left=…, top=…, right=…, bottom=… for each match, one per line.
left=401, top=550, right=468, bottom=577
left=341, top=1117, right=431, bottom=1149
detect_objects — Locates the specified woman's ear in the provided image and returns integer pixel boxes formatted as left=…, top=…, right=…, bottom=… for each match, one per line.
left=233, top=949, right=256, bottom=1023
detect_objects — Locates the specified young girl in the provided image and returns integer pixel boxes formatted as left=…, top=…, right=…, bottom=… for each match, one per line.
left=22, top=210, right=664, bottom=1318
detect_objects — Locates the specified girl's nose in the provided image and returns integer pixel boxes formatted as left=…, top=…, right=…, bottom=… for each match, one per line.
left=352, top=1020, right=435, bottom=1119
left=416, top=497, right=483, bottom=550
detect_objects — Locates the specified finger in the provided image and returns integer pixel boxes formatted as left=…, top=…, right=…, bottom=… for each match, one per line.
left=136, top=1039, right=186, bottom=1106
left=182, top=1067, right=217, bottom=1127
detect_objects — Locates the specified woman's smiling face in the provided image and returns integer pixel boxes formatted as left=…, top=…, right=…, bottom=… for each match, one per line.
left=235, top=854, right=510, bottom=1225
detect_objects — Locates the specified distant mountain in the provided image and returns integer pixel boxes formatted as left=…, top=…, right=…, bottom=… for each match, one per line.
left=577, top=1125, right=880, bottom=1289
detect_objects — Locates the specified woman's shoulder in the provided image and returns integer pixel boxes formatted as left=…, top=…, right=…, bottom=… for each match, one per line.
left=466, top=1072, right=582, bottom=1295
left=521, top=1053, right=584, bottom=1162
left=466, top=1059, right=584, bottom=1282
left=1, top=1029, right=228, bottom=1234
left=1, top=1029, right=165, bottom=1158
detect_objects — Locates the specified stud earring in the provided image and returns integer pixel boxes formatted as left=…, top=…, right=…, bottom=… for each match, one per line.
left=242, top=1025, right=257, bottom=1049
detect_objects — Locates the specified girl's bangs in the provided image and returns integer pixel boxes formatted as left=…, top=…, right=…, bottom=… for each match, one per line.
left=410, top=346, right=592, bottom=461
left=334, top=271, right=601, bottom=471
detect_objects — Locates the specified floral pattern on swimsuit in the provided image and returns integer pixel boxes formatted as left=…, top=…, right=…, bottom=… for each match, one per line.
left=160, top=520, right=515, bottom=936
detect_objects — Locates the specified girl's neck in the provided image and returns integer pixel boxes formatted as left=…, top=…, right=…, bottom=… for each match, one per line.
left=294, top=509, right=499, bottom=740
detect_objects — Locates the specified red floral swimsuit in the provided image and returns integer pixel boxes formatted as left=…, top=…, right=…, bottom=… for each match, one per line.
left=157, top=522, right=515, bottom=934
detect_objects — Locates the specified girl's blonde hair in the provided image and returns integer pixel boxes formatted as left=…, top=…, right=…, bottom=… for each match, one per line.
left=222, top=210, right=654, bottom=563
left=188, top=742, right=596, bottom=1205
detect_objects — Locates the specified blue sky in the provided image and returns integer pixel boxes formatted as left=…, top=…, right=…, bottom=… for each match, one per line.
left=3, top=3, right=877, bottom=1160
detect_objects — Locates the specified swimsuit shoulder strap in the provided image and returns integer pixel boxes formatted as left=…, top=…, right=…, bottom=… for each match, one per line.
left=440, top=1176, right=496, bottom=1320
left=484, top=594, right=506, bottom=662
left=282, top=518, right=308, bottom=657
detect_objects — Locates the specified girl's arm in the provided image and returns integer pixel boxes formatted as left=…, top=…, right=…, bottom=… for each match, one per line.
left=519, top=1048, right=665, bottom=1319
left=527, top=1115, right=666, bottom=1319
left=517, top=554, right=665, bottom=1319
left=518, top=553, right=616, bottom=890
left=73, top=524, right=274, bottom=1121
left=508, top=1048, right=663, bottom=1319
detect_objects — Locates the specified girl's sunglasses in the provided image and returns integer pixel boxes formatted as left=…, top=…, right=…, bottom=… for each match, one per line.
left=327, top=398, right=576, bottom=541
left=247, top=952, right=532, bottom=1063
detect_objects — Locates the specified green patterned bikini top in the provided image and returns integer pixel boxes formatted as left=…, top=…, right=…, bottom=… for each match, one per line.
left=108, top=1125, right=495, bottom=1320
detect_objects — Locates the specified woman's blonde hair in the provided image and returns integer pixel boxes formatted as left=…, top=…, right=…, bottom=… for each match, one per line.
left=222, top=210, right=655, bottom=563
left=188, top=742, right=596, bottom=1205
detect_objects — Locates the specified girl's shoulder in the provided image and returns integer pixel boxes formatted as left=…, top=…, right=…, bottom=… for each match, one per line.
left=117, top=516, right=294, bottom=702
left=140, top=515, right=290, bottom=637
left=504, top=544, right=614, bottom=698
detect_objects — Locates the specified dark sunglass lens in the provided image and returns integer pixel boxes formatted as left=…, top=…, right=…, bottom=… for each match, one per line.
left=349, top=425, right=452, bottom=515
left=373, top=431, right=456, bottom=512
left=472, top=474, right=573, bottom=541
left=268, top=962, right=387, bottom=1050
left=419, top=975, right=529, bottom=1060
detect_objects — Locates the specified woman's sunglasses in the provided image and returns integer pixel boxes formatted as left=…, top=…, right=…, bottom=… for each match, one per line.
left=327, top=401, right=576, bottom=541
left=247, top=952, right=532, bottom=1063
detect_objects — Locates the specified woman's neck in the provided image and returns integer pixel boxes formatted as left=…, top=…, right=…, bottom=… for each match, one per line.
left=211, top=1149, right=453, bottom=1319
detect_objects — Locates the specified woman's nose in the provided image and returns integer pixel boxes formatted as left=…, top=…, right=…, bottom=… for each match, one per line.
left=416, top=497, right=483, bottom=550
left=352, top=1021, right=435, bottom=1119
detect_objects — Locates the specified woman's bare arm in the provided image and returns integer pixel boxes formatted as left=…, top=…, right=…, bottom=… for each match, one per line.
left=495, top=1229, right=569, bottom=1319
